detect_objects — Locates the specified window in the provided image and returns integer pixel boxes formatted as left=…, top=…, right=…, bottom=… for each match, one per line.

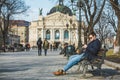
left=64, top=30, right=69, bottom=39
left=46, top=30, right=50, bottom=40
left=55, top=30, right=60, bottom=39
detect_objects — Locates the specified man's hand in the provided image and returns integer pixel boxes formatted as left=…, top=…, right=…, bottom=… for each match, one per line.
left=82, top=44, right=87, bottom=49
left=76, top=49, right=80, bottom=54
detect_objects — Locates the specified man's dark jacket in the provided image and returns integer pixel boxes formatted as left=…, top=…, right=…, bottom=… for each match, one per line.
left=84, top=39, right=101, bottom=60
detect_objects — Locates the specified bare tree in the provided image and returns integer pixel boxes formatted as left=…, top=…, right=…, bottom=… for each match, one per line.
left=0, top=0, right=29, bottom=51
left=0, top=0, right=5, bottom=29
left=109, top=0, right=120, bottom=53
left=69, top=0, right=106, bottom=44
left=107, top=8, right=117, bottom=32
left=94, top=12, right=113, bottom=45
left=82, top=0, right=106, bottom=32
left=72, top=0, right=107, bottom=44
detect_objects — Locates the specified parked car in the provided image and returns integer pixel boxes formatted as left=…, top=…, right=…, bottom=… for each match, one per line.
left=0, top=45, right=7, bottom=52
left=7, top=45, right=14, bottom=52
left=14, top=43, right=25, bottom=51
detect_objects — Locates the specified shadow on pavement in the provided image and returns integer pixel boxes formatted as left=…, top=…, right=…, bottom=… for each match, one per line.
left=0, top=67, right=30, bottom=73
left=65, top=68, right=120, bottom=79
left=89, top=68, right=120, bottom=79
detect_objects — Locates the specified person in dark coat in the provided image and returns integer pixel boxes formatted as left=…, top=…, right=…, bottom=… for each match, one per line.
left=37, top=38, right=42, bottom=56
left=53, top=32, right=101, bottom=76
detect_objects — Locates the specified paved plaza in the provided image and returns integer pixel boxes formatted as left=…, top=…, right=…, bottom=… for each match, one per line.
left=0, top=49, right=120, bottom=80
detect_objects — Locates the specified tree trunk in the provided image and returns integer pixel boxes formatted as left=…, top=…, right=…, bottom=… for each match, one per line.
left=2, top=31, right=6, bottom=52
left=115, top=17, right=120, bottom=54
left=83, top=28, right=88, bottom=44
left=87, top=17, right=94, bottom=34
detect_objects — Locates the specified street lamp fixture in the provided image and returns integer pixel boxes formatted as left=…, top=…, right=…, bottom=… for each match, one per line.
left=66, top=23, right=69, bottom=29
left=69, top=18, right=73, bottom=24
left=66, top=18, right=76, bottom=44
left=77, top=0, right=84, bottom=8
left=66, top=18, right=76, bottom=30
left=43, top=17, right=46, bottom=28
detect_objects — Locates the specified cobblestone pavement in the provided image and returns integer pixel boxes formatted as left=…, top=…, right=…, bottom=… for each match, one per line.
left=0, top=49, right=120, bottom=80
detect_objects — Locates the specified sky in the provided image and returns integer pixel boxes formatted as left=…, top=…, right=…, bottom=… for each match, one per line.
left=15, top=0, right=56, bottom=22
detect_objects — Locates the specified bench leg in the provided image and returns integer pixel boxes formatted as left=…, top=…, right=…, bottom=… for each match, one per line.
left=82, top=64, right=88, bottom=77
left=77, top=62, right=82, bottom=71
left=91, top=65, right=94, bottom=71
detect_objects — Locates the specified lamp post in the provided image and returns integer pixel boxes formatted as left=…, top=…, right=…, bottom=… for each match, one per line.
left=42, top=17, right=45, bottom=39
left=70, top=0, right=84, bottom=48
left=82, top=22, right=87, bottom=44
left=77, top=0, right=83, bottom=48
left=66, top=18, right=76, bottom=45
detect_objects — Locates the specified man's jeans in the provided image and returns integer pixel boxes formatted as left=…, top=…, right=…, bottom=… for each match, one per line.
left=63, top=53, right=86, bottom=71
left=44, top=49, right=47, bottom=56
left=38, top=49, right=42, bottom=56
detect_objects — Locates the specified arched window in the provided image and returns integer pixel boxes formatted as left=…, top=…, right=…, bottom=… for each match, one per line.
left=55, top=30, right=60, bottom=39
left=64, top=30, right=69, bottom=39
left=46, top=30, right=50, bottom=40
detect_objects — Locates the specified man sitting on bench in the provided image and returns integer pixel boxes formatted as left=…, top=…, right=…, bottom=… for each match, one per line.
left=53, top=32, right=101, bottom=76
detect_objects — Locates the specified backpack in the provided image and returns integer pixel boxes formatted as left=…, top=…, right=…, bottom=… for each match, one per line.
left=37, top=41, right=42, bottom=45
left=45, top=41, right=49, bottom=47
left=43, top=41, right=49, bottom=49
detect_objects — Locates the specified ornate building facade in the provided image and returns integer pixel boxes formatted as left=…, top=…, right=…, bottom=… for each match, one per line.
left=29, top=4, right=84, bottom=47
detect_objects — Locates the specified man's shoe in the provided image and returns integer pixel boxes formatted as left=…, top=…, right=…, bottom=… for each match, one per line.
left=53, top=69, right=66, bottom=76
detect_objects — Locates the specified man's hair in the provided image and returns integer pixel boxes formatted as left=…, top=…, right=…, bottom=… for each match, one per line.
left=89, top=32, right=96, bottom=36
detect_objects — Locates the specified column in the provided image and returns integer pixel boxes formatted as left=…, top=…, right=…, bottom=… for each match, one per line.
left=41, top=28, right=44, bottom=40
left=41, top=28, right=46, bottom=40
left=61, top=29, right=64, bottom=43
left=50, top=29, right=53, bottom=42
left=53, top=29, right=54, bottom=41
left=69, top=30, right=71, bottom=44
left=59, top=29, right=62, bottom=42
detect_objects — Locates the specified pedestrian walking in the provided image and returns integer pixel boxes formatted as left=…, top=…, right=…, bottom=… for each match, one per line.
left=43, top=38, right=49, bottom=56
left=37, top=38, right=42, bottom=56
left=50, top=44, right=52, bottom=51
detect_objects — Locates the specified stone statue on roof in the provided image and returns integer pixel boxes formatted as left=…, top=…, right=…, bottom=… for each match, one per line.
left=59, top=0, right=64, bottom=5
left=39, top=8, right=43, bottom=15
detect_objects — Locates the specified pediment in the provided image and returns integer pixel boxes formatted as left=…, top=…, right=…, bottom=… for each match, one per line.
left=44, top=12, right=72, bottom=21
left=41, top=12, right=78, bottom=28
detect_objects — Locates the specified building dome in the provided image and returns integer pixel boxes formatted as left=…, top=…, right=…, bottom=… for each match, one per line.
left=48, top=5, right=73, bottom=16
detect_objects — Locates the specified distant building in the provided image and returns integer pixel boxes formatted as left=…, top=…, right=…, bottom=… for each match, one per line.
left=7, top=34, right=20, bottom=46
left=9, top=20, right=30, bottom=45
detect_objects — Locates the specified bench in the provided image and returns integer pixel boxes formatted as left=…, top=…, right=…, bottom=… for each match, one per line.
left=77, top=48, right=108, bottom=77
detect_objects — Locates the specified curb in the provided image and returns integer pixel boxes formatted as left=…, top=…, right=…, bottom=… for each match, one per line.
left=104, top=60, right=120, bottom=70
